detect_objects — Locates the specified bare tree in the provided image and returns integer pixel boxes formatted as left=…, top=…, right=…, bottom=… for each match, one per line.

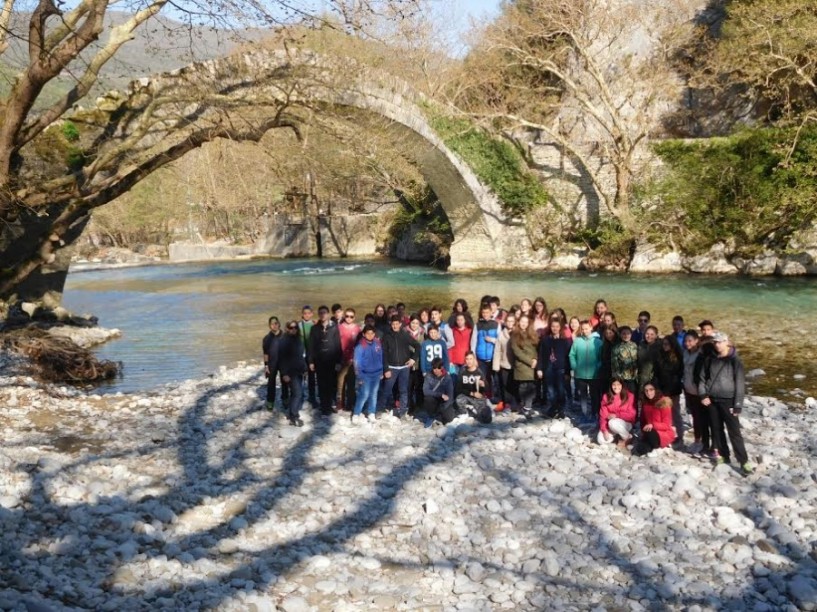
left=452, top=0, right=692, bottom=229
left=0, top=0, right=421, bottom=307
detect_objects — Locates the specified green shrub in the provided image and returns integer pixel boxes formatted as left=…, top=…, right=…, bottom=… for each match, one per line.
left=61, top=121, right=80, bottom=142
left=649, top=127, right=817, bottom=256
left=426, top=112, right=549, bottom=217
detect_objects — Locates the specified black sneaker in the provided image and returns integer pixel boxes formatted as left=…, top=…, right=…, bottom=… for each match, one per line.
left=290, top=418, right=304, bottom=427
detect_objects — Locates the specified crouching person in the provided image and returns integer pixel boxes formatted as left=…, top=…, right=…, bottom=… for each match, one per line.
left=455, top=352, right=493, bottom=424
left=597, top=377, right=636, bottom=446
left=421, top=358, right=455, bottom=425
left=633, top=383, right=676, bottom=456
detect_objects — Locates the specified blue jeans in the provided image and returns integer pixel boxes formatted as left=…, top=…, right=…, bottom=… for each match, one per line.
left=378, top=366, right=410, bottom=415
left=546, top=366, right=566, bottom=411
left=285, top=373, right=303, bottom=420
left=353, top=372, right=382, bottom=416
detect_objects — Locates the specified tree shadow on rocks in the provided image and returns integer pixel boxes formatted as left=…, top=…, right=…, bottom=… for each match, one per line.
left=0, top=373, right=531, bottom=610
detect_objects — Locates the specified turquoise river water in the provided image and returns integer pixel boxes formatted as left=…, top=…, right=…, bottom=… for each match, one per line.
left=62, top=258, right=817, bottom=402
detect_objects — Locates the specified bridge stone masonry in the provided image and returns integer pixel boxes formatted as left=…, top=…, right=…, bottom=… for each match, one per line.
left=91, top=48, right=552, bottom=272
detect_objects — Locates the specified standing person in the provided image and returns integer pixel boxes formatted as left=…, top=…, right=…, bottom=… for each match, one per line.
left=519, top=298, right=533, bottom=319
left=510, top=314, right=539, bottom=417
left=631, top=311, right=651, bottom=345
left=489, top=296, right=507, bottom=324
left=406, top=315, right=426, bottom=411
left=492, top=312, right=516, bottom=412
left=632, top=383, right=676, bottom=456
left=422, top=358, right=455, bottom=425
left=455, top=351, right=493, bottom=423
left=430, top=306, right=455, bottom=349
left=569, top=320, right=602, bottom=423
left=448, top=298, right=473, bottom=328
left=698, top=332, right=752, bottom=474
left=351, top=325, right=384, bottom=425
left=378, top=315, right=420, bottom=419
left=308, top=306, right=342, bottom=416
left=655, top=334, right=685, bottom=447
left=683, top=330, right=711, bottom=456
left=298, top=306, right=318, bottom=407
left=278, top=321, right=307, bottom=427
left=590, top=299, right=608, bottom=330
left=532, top=297, right=549, bottom=335
left=419, top=308, right=431, bottom=330
left=331, top=304, right=344, bottom=327
left=449, top=313, right=473, bottom=373
left=336, top=308, right=361, bottom=412
left=537, top=317, right=572, bottom=419
left=471, top=303, right=499, bottom=397
left=611, top=326, right=639, bottom=394
left=637, top=325, right=661, bottom=393
left=671, top=316, right=686, bottom=349
left=598, top=324, right=619, bottom=401
left=373, top=304, right=389, bottom=335
left=420, top=325, right=450, bottom=376
left=262, top=316, right=286, bottom=410
left=597, top=378, right=637, bottom=446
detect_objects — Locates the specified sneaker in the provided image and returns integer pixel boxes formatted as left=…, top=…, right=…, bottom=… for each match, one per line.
left=741, top=463, right=754, bottom=476
left=422, top=416, right=434, bottom=428
left=350, top=414, right=362, bottom=426
left=289, top=418, right=304, bottom=427
left=494, top=401, right=505, bottom=412
left=366, top=413, right=376, bottom=423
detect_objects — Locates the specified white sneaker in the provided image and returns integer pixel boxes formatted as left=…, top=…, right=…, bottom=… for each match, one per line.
left=350, top=414, right=362, bottom=426
left=366, top=413, right=376, bottom=423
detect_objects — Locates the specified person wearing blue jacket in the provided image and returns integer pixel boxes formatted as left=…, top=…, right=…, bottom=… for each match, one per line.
left=470, top=303, right=499, bottom=397
left=352, top=325, right=384, bottom=424
left=569, top=320, right=603, bottom=421
left=537, top=318, right=573, bottom=419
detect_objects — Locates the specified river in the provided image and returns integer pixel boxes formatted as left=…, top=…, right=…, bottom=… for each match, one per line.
left=62, top=258, right=817, bottom=402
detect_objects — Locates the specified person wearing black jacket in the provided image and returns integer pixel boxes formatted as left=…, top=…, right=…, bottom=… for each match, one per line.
left=377, top=315, right=420, bottom=418
left=278, top=321, right=307, bottom=426
left=537, top=318, right=572, bottom=419
left=262, top=316, right=288, bottom=410
left=422, top=358, right=455, bottom=425
left=308, top=306, right=342, bottom=416
left=697, top=331, right=752, bottom=475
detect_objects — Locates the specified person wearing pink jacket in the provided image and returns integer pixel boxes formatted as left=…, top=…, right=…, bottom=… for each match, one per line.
left=632, top=383, right=677, bottom=456
left=597, top=377, right=637, bottom=446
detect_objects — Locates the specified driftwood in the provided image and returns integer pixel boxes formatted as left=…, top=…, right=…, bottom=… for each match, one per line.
left=2, top=328, right=120, bottom=384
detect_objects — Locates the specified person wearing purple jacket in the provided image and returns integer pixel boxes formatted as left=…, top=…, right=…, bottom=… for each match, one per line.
left=351, top=325, right=384, bottom=425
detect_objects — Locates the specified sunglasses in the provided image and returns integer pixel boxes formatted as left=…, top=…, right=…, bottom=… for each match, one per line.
left=344, top=314, right=355, bottom=319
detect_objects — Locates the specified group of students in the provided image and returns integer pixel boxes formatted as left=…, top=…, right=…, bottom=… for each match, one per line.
left=262, top=296, right=752, bottom=474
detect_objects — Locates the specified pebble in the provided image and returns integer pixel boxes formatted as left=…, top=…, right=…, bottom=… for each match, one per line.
left=0, top=361, right=815, bottom=610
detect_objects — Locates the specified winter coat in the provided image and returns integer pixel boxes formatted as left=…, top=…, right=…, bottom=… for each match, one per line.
left=471, top=318, right=499, bottom=362
left=262, top=331, right=284, bottom=369
left=536, top=335, right=572, bottom=375
left=682, top=349, right=700, bottom=396
left=278, top=334, right=307, bottom=377
left=598, top=392, right=637, bottom=435
left=338, top=322, right=361, bottom=364
left=612, top=341, right=638, bottom=383
left=511, top=337, right=539, bottom=382
left=569, top=334, right=602, bottom=380
left=640, top=397, right=676, bottom=448
left=308, top=322, right=342, bottom=365
left=492, top=328, right=513, bottom=371
left=423, top=371, right=454, bottom=400
left=637, top=340, right=661, bottom=386
left=449, top=326, right=473, bottom=366
left=381, top=328, right=421, bottom=368
left=354, top=337, right=384, bottom=376
left=655, top=351, right=684, bottom=397
left=697, top=348, right=746, bottom=411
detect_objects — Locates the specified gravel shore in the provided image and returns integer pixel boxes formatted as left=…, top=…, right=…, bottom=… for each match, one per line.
left=1, top=361, right=816, bottom=611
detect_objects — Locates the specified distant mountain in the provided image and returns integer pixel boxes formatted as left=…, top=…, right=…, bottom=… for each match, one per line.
left=1, top=11, right=266, bottom=106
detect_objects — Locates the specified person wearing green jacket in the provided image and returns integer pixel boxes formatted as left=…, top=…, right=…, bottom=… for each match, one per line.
left=510, top=314, right=540, bottom=417
left=569, top=320, right=602, bottom=422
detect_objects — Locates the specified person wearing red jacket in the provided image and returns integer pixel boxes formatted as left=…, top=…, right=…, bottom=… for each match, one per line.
left=633, top=383, right=677, bottom=456
left=448, top=313, right=473, bottom=372
left=336, top=308, right=361, bottom=412
left=597, top=377, right=636, bottom=446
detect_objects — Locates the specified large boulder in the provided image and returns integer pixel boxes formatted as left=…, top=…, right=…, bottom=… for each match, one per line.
left=683, top=243, right=738, bottom=274
left=628, top=241, right=683, bottom=273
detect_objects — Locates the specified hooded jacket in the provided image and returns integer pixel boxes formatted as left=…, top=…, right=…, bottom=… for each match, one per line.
left=471, top=318, right=499, bottom=362
left=599, top=391, right=636, bottom=435
left=354, top=337, right=384, bottom=376
left=381, top=327, right=421, bottom=368
left=697, top=348, right=745, bottom=410
left=569, top=333, right=602, bottom=380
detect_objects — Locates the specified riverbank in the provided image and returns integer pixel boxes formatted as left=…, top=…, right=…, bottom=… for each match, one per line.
left=1, top=361, right=816, bottom=610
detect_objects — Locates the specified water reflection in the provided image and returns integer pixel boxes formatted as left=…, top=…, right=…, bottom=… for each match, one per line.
left=63, top=259, right=817, bottom=401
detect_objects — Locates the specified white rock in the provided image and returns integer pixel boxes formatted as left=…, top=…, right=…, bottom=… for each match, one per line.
left=423, top=499, right=439, bottom=515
